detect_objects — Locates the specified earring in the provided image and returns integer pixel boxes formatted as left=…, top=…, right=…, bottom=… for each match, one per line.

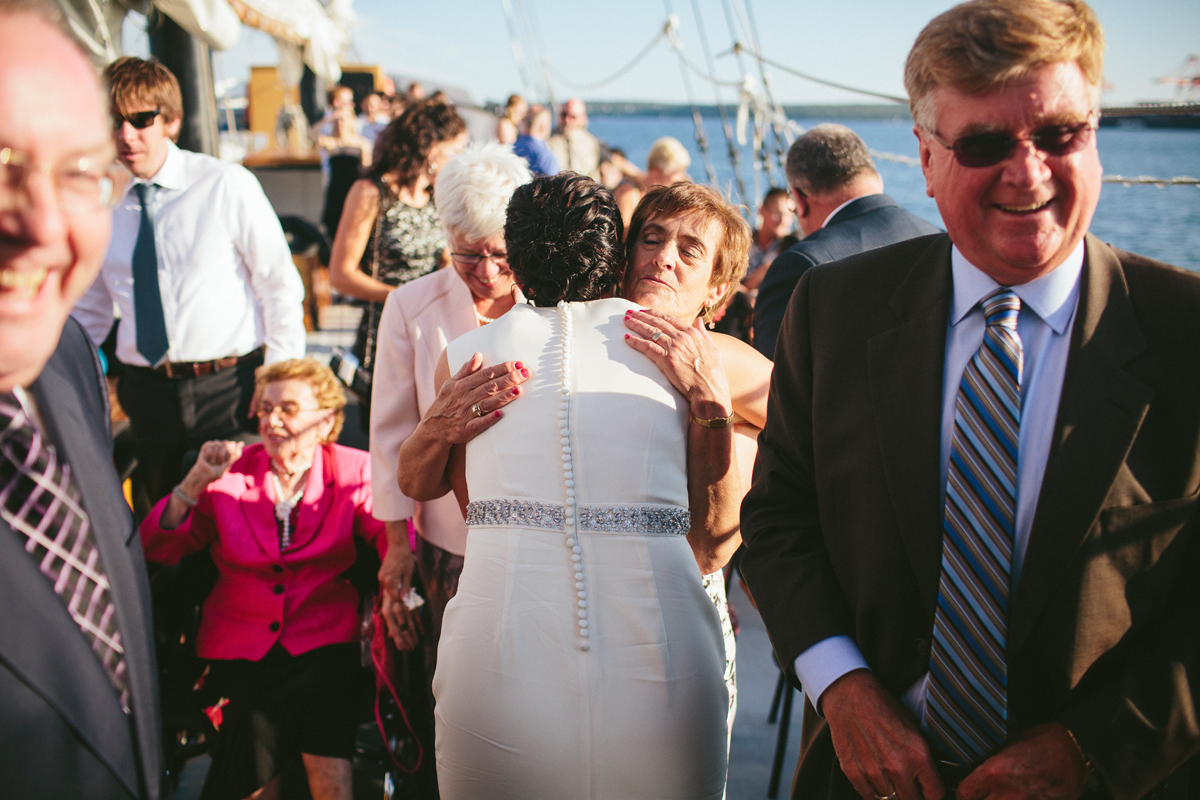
left=700, top=304, right=715, bottom=330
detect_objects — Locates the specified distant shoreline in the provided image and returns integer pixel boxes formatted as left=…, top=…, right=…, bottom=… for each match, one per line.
left=584, top=102, right=913, bottom=120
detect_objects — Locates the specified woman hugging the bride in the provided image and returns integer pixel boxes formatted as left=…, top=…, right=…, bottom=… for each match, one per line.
left=424, top=171, right=739, bottom=799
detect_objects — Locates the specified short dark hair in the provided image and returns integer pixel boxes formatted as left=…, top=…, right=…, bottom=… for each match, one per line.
left=504, top=172, right=623, bottom=307
left=367, top=97, right=466, bottom=190
left=104, top=56, right=184, bottom=134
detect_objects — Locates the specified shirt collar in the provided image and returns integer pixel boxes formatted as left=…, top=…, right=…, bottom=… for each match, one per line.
left=820, top=193, right=881, bottom=229
left=949, top=240, right=1084, bottom=334
left=124, top=140, right=184, bottom=196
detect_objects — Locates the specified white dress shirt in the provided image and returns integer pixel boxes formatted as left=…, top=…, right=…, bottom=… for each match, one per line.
left=72, top=142, right=306, bottom=367
left=793, top=241, right=1085, bottom=717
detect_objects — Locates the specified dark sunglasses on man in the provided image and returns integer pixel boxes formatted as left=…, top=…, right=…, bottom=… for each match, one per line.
left=925, top=118, right=1097, bottom=168
left=112, top=109, right=161, bottom=130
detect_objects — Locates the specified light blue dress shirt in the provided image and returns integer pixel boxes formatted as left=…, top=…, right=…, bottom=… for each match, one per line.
left=793, top=241, right=1085, bottom=720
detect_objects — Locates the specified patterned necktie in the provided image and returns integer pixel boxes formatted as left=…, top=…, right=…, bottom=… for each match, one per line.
left=132, top=182, right=170, bottom=366
left=0, top=393, right=130, bottom=713
left=927, top=288, right=1022, bottom=765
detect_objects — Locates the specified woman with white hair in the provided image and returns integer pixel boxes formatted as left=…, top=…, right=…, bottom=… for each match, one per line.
left=368, top=142, right=532, bottom=694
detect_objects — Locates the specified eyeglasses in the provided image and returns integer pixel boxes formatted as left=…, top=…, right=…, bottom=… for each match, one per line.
left=0, top=146, right=121, bottom=215
left=451, top=251, right=508, bottom=268
left=256, top=401, right=325, bottom=420
left=924, top=119, right=1097, bottom=168
left=113, top=109, right=161, bottom=130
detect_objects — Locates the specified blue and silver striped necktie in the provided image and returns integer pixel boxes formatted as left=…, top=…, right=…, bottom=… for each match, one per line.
left=927, top=287, right=1022, bottom=765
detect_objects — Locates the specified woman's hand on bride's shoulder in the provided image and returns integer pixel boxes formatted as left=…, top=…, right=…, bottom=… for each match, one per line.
left=427, top=352, right=532, bottom=444
left=623, top=309, right=733, bottom=416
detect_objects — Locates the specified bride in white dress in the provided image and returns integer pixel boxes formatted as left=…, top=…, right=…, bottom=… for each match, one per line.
left=430, top=174, right=730, bottom=799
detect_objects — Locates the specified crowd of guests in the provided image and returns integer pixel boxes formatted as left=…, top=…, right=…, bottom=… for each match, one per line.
left=4, top=0, right=1200, bottom=800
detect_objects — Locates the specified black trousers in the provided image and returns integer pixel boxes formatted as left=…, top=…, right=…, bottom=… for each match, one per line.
left=117, top=351, right=263, bottom=518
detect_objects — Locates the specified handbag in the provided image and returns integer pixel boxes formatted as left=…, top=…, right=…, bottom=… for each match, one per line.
left=330, top=183, right=390, bottom=415
left=368, top=591, right=424, bottom=774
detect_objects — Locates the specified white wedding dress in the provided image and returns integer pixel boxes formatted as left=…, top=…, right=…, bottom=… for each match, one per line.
left=434, top=298, right=729, bottom=800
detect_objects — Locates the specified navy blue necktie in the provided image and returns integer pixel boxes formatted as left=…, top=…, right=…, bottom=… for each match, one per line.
left=132, top=183, right=169, bottom=366
left=927, top=288, right=1022, bottom=765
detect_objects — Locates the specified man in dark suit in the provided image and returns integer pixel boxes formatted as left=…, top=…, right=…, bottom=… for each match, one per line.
left=752, top=123, right=939, bottom=359
left=742, top=1, right=1200, bottom=799
left=0, top=2, right=164, bottom=797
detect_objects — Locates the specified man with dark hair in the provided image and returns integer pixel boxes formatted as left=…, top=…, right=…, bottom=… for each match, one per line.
left=743, top=1, right=1200, bottom=798
left=72, top=56, right=305, bottom=515
left=753, top=123, right=938, bottom=359
left=0, top=2, right=165, bottom=795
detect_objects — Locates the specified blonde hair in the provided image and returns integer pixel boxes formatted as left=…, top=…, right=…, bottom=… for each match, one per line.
left=254, top=358, right=347, bottom=442
left=904, top=0, right=1104, bottom=130
left=646, top=137, right=691, bottom=175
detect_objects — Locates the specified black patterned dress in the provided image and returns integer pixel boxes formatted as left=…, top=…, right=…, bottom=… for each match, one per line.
left=352, top=178, right=447, bottom=371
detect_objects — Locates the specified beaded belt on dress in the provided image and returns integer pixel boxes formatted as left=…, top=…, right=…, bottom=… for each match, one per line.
left=466, top=499, right=690, bottom=537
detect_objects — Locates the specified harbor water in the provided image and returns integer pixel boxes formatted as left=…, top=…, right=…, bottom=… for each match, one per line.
left=590, top=114, right=1200, bottom=272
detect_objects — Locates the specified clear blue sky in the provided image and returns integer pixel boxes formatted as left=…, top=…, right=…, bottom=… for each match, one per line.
left=192, top=0, right=1198, bottom=108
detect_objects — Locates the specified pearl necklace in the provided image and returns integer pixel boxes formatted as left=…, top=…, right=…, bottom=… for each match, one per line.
left=474, top=307, right=496, bottom=325
left=270, top=468, right=308, bottom=550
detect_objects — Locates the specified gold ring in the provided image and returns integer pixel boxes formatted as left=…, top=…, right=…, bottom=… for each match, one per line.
left=472, top=402, right=486, bottom=417
left=650, top=330, right=663, bottom=342
left=874, top=793, right=898, bottom=800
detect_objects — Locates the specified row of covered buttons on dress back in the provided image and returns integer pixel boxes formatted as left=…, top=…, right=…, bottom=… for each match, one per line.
left=557, top=302, right=590, bottom=652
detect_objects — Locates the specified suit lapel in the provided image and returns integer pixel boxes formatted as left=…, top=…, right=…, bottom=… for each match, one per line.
left=240, top=447, right=283, bottom=559
left=1010, top=235, right=1153, bottom=656
left=24, top=347, right=152, bottom=797
left=867, top=236, right=954, bottom=615
left=291, top=444, right=334, bottom=551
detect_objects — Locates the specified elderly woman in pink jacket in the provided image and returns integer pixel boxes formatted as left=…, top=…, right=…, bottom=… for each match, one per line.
left=142, top=357, right=398, bottom=800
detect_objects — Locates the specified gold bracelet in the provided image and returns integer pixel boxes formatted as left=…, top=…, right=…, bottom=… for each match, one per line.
left=690, top=411, right=733, bottom=429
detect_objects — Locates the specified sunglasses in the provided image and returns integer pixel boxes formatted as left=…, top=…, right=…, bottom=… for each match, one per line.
left=113, top=109, right=161, bottom=130
left=925, top=119, right=1096, bottom=168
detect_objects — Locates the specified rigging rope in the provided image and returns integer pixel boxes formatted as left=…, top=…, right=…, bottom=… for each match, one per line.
left=1103, top=175, right=1200, bottom=186
left=665, top=25, right=742, bottom=88
left=499, top=0, right=538, bottom=102
left=548, top=25, right=668, bottom=91
left=662, top=6, right=719, bottom=186
left=691, top=0, right=748, bottom=206
left=725, top=42, right=909, bottom=104
left=735, top=0, right=793, bottom=179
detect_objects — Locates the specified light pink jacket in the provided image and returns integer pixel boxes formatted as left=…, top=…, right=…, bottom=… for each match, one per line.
left=370, top=267, right=478, bottom=556
left=141, top=443, right=386, bottom=661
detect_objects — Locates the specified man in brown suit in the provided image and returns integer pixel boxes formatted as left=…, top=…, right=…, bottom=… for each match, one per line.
left=741, top=2, right=1200, bottom=799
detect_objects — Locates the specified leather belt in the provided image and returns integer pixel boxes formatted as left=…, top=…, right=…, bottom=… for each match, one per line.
left=152, top=346, right=263, bottom=379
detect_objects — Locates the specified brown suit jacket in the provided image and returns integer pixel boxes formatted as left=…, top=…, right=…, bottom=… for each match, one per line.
left=741, top=232, right=1200, bottom=800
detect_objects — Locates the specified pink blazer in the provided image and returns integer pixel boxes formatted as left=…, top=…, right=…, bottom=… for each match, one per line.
left=141, top=442, right=386, bottom=662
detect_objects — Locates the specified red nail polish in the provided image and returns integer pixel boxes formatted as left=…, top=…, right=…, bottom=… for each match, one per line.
left=521, top=369, right=530, bottom=378
left=625, top=333, right=630, bottom=338
left=494, top=410, right=502, bottom=417
left=515, top=361, right=523, bottom=369
left=512, top=387, right=520, bottom=396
